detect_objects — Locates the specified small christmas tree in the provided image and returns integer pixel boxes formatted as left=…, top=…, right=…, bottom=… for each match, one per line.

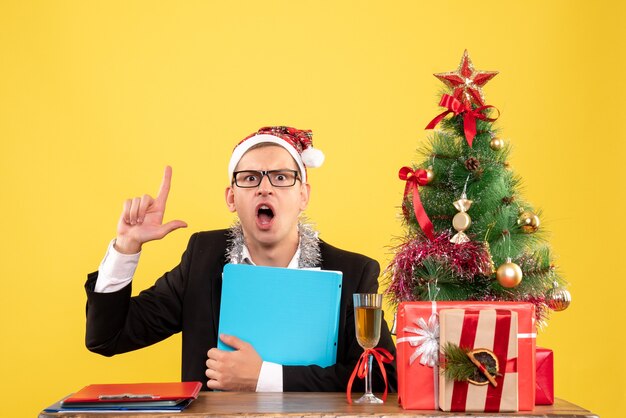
left=386, top=50, right=570, bottom=327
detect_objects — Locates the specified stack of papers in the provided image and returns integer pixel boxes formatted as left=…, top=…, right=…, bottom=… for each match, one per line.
left=43, top=382, right=201, bottom=413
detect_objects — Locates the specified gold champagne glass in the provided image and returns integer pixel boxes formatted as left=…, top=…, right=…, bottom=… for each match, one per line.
left=353, top=293, right=383, bottom=404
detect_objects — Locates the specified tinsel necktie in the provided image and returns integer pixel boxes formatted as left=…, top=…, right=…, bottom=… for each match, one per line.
left=346, top=347, right=394, bottom=404
left=425, top=94, right=499, bottom=147
left=399, top=166, right=434, bottom=240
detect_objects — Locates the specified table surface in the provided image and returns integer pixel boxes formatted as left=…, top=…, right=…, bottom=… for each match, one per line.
left=39, top=392, right=599, bottom=418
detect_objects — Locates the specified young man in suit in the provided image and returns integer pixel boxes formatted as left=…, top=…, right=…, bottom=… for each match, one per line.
left=85, top=126, right=397, bottom=392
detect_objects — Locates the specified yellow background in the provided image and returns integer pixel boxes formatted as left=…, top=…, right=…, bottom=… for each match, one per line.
left=1, top=1, right=624, bottom=416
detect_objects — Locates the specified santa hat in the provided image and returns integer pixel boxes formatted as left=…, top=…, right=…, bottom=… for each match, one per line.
left=228, top=126, right=325, bottom=183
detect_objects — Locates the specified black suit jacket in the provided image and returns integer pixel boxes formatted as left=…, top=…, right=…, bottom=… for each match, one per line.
left=85, top=230, right=397, bottom=392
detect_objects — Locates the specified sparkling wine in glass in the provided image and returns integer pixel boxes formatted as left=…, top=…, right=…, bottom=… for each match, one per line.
left=353, top=293, right=383, bottom=404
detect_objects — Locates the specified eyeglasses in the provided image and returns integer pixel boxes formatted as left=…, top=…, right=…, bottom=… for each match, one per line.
left=232, top=169, right=300, bottom=188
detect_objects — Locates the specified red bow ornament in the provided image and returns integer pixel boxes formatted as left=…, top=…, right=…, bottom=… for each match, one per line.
left=425, top=94, right=499, bottom=147
left=399, top=167, right=435, bottom=240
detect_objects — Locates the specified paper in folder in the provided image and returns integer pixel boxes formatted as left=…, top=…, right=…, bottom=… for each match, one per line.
left=218, top=263, right=343, bottom=367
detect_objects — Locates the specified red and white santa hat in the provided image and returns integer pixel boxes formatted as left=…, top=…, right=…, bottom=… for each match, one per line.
left=228, top=126, right=325, bottom=183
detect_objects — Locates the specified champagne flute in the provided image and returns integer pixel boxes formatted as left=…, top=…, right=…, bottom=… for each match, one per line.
left=353, top=293, right=383, bottom=404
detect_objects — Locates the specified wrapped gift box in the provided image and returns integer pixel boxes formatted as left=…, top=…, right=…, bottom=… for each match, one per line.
left=535, top=347, right=554, bottom=405
left=396, top=301, right=536, bottom=410
left=438, top=309, right=518, bottom=412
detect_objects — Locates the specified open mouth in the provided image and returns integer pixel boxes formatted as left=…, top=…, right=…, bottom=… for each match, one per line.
left=256, top=204, right=275, bottom=226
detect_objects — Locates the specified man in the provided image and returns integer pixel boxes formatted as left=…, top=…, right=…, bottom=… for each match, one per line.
left=85, top=126, right=397, bottom=392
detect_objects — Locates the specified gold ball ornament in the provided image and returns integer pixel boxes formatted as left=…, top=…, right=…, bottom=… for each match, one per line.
left=517, top=210, right=540, bottom=233
left=496, top=258, right=523, bottom=288
left=425, top=166, right=435, bottom=184
left=547, top=286, right=571, bottom=311
left=490, top=137, right=505, bottom=150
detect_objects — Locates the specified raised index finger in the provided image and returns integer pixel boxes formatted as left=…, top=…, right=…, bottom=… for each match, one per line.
left=156, top=165, right=173, bottom=205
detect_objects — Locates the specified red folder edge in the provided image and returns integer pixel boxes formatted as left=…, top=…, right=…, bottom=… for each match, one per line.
left=62, top=382, right=202, bottom=404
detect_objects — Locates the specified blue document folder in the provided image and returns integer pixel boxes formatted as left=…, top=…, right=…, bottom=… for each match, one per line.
left=218, top=263, right=343, bottom=367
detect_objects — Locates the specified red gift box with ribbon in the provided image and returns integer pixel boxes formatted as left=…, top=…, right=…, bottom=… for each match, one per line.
left=535, top=347, right=554, bottom=405
left=396, top=301, right=536, bottom=410
left=438, top=309, right=518, bottom=412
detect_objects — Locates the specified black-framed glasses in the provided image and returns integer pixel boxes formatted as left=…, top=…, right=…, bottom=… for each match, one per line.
left=232, top=169, right=300, bottom=188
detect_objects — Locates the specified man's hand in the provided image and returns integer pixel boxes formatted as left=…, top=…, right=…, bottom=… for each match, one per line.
left=115, top=166, right=187, bottom=254
left=205, top=334, right=263, bottom=391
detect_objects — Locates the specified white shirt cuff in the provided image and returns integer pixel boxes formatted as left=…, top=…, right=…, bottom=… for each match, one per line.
left=255, top=361, right=283, bottom=392
left=94, top=238, right=141, bottom=293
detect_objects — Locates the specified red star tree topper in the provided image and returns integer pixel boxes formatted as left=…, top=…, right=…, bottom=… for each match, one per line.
left=434, top=50, right=498, bottom=107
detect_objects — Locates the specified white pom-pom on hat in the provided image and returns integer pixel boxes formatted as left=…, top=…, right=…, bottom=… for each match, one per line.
left=301, top=146, right=325, bottom=168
